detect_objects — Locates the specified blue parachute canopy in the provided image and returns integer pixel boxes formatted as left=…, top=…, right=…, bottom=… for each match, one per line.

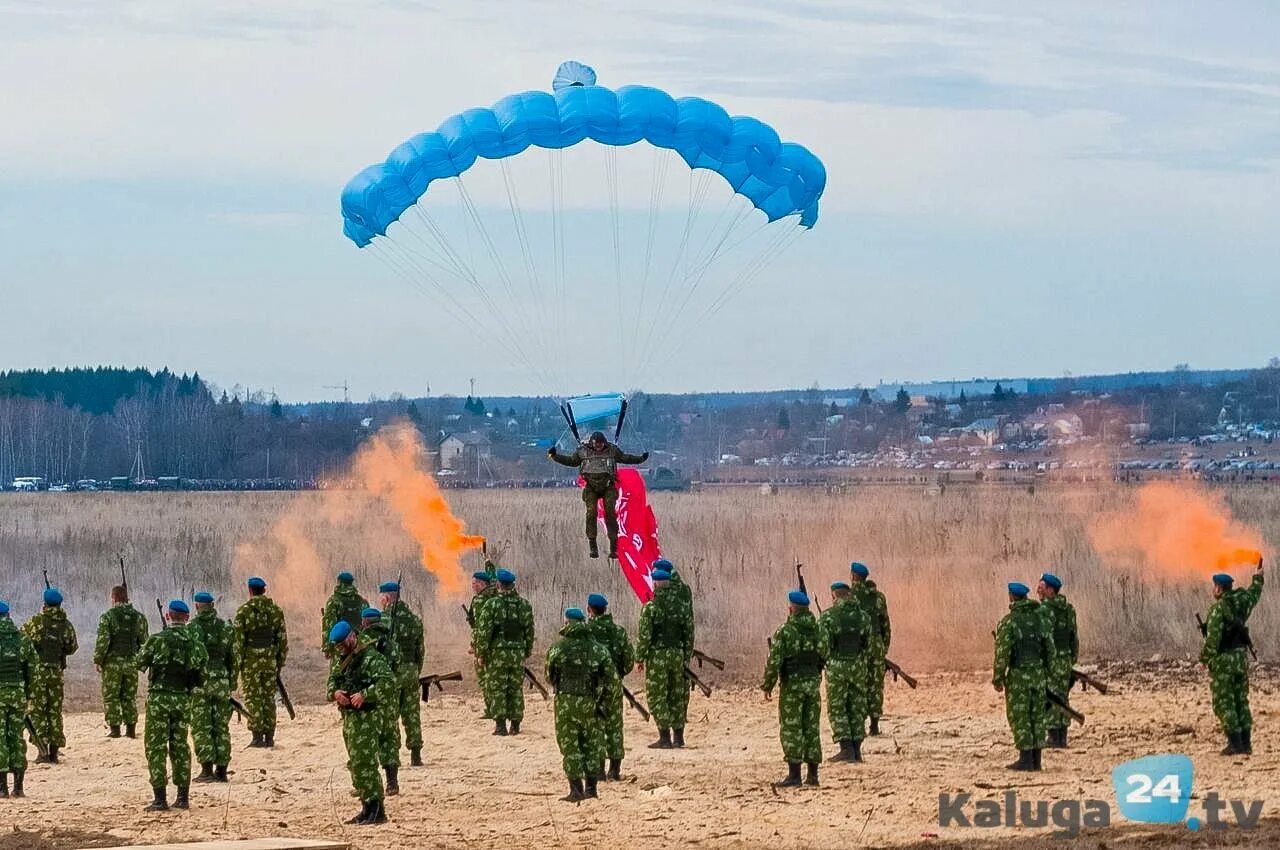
left=341, top=66, right=825, bottom=247
left=565, top=393, right=626, bottom=428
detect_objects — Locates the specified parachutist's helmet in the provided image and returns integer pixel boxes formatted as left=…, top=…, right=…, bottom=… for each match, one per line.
left=588, top=431, right=607, bottom=447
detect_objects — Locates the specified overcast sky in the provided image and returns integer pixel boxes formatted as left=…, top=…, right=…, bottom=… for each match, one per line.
left=3, top=1, right=1278, bottom=401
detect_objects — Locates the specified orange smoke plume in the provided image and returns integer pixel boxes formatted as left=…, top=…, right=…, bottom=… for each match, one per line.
left=347, top=422, right=484, bottom=595
left=1089, top=481, right=1265, bottom=582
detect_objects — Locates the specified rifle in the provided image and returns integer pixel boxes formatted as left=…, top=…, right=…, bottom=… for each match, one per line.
left=622, top=684, right=651, bottom=721
left=229, top=695, right=251, bottom=724
left=795, top=562, right=822, bottom=613
left=884, top=659, right=918, bottom=689
left=523, top=666, right=549, bottom=700
left=461, top=603, right=474, bottom=627
left=42, top=569, right=51, bottom=590
left=1047, top=689, right=1085, bottom=726
left=1071, top=668, right=1109, bottom=695
left=276, top=674, right=296, bottom=720
left=685, top=665, right=712, bottom=698
left=118, top=553, right=128, bottom=594
left=155, top=598, right=166, bottom=629
left=25, top=716, right=49, bottom=760
left=419, top=670, right=464, bottom=703
left=692, top=649, right=725, bottom=670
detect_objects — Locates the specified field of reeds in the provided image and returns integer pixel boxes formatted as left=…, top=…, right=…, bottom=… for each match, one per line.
left=1, top=481, right=1275, bottom=706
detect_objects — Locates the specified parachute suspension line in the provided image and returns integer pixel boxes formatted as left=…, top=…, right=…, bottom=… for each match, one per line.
left=498, top=157, right=558, bottom=381
left=633, top=146, right=670, bottom=389
left=604, top=145, right=628, bottom=384
left=547, top=150, right=567, bottom=326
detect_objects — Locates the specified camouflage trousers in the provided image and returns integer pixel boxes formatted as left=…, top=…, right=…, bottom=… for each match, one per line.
left=0, top=700, right=26, bottom=773
left=100, top=658, right=140, bottom=726
left=393, top=664, right=422, bottom=750
left=778, top=676, right=823, bottom=764
left=190, top=681, right=233, bottom=767
left=644, top=650, right=689, bottom=731
left=865, top=649, right=886, bottom=720
left=341, top=707, right=384, bottom=803
left=1209, top=651, right=1251, bottom=734
left=240, top=653, right=277, bottom=734
left=376, top=702, right=400, bottom=768
left=600, top=677, right=625, bottom=760
left=825, top=659, right=868, bottom=743
left=28, top=663, right=65, bottom=748
left=1045, top=654, right=1074, bottom=731
left=582, top=480, right=619, bottom=544
left=474, top=656, right=493, bottom=717
left=554, top=694, right=604, bottom=781
left=483, top=653, right=526, bottom=723
left=1002, top=669, right=1048, bottom=750
left=145, top=690, right=192, bottom=788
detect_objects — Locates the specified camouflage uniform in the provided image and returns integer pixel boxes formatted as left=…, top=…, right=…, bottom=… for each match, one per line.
left=188, top=606, right=238, bottom=770
left=546, top=621, right=614, bottom=782
left=1200, top=573, right=1264, bottom=737
left=0, top=618, right=37, bottom=779
left=328, top=644, right=395, bottom=805
left=359, top=620, right=401, bottom=768
left=549, top=441, right=647, bottom=548
left=762, top=609, right=826, bottom=765
left=22, top=607, right=77, bottom=751
left=382, top=599, right=425, bottom=753
left=586, top=612, right=634, bottom=763
left=322, top=584, right=368, bottom=656
left=993, top=598, right=1055, bottom=751
left=1037, top=594, right=1078, bottom=733
left=94, top=602, right=149, bottom=729
left=232, top=594, right=288, bottom=737
left=136, top=623, right=208, bottom=789
left=636, top=583, right=694, bottom=734
left=468, top=583, right=499, bottom=716
left=475, top=589, right=535, bottom=725
left=850, top=580, right=890, bottom=722
left=818, top=597, right=872, bottom=744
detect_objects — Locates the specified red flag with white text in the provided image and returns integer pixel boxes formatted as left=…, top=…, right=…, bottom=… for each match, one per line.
left=581, top=468, right=660, bottom=602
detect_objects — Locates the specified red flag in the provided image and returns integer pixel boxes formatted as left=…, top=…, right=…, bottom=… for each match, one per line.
left=580, top=468, right=661, bottom=602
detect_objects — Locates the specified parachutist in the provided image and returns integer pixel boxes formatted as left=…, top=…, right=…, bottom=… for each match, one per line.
left=549, top=432, right=649, bottom=559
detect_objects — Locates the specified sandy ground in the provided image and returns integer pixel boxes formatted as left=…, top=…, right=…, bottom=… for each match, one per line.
left=6, top=665, right=1280, bottom=850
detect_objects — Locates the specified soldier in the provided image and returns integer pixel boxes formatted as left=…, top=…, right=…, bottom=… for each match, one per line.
left=0, top=600, right=36, bottom=798
left=585, top=592, right=634, bottom=780
left=136, top=600, right=208, bottom=811
left=818, top=581, right=872, bottom=763
left=358, top=607, right=400, bottom=795
left=328, top=620, right=394, bottom=825
left=993, top=582, right=1054, bottom=772
left=548, top=431, right=649, bottom=559
left=94, top=584, right=148, bottom=739
left=379, top=580, right=425, bottom=767
left=474, top=568, right=534, bottom=736
left=635, top=567, right=694, bottom=749
left=322, top=571, right=368, bottom=657
left=762, top=590, right=827, bottom=787
left=849, top=562, right=890, bottom=735
left=232, top=576, right=288, bottom=748
left=188, top=591, right=237, bottom=783
left=467, top=569, right=498, bottom=719
left=1201, top=562, right=1264, bottom=756
left=23, top=587, right=77, bottom=764
left=1036, top=573, right=1078, bottom=749
left=546, top=607, right=613, bottom=802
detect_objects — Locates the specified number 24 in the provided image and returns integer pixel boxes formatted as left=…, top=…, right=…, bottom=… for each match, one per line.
left=1125, top=773, right=1181, bottom=804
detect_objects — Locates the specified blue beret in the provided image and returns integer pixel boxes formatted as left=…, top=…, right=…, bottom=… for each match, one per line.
left=43, top=588, right=63, bottom=606
left=587, top=592, right=608, bottom=609
left=1040, top=573, right=1062, bottom=590
left=1213, top=573, right=1234, bottom=587
left=788, top=590, right=810, bottom=607
left=564, top=607, right=586, bottom=621
left=830, top=581, right=850, bottom=591
left=0, top=600, right=9, bottom=615
left=653, top=558, right=673, bottom=572
left=247, top=577, right=266, bottom=590
left=472, top=571, right=493, bottom=582
left=168, top=599, right=190, bottom=614
left=193, top=591, right=215, bottom=604
left=378, top=581, right=400, bottom=593
left=361, top=607, right=382, bottom=620
left=329, top=621, right=353, bottom=643
left=495, top=569, right=516, bottom=584
left=651, top=569, right=671, bottom=582
left=851, top=562, right=869, bottom=578
left=1008, top=582, right=1030, bottom=598
left=337, top=571, right=354, bottom=584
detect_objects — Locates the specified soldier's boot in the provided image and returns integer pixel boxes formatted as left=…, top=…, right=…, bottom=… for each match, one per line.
left=673, top=727, right=685, bottom=747
left=775, top=762, right=802, bottom=787
left=10, top=772, right=22, bottom=798
left=851, top=740, right=863, bottom=763
left=34, top=747, right=52, bottom=764
left=174, top=786, right=190, bottom=809
left=1048, top=728, right=1066, bottom=748
left=1242, top=728, right=1253, bottom=755
left=346, top=801, right=372, bottom=824
left=1031, top=749, right=1042, bottom=771
left=588, top=539, right=600, bottom=559
left=1007, top=750, right=1034, bottom=771
left=108, top=725, right=121, bottom=738
left=829, top=740, right=855, bottom=762
left=493, top=719, right=508, bottom=736
left=1220, top=733, right=1242, bottom=756
left=215, top=765, right=228, bottom=782
left=48, top=746, right=59, bottom=764
left=869, top=717, right=880, bottom=736
left=0, top=773, right=8, bottom=799
left=249, top=731, right=263, bottom=748
left=607, top=759, right=622, bottom=781
left=561, top=779, right=585, bottom=802
left=608, top=541, right=618, bottom=560
left=585, top=776, right=599, bottom=798
left=364, top=799, right=387, bottom=825
left=125, top=724, right=137, bottom=738
left=194, top=763, right=215, bottom=783
left=384, top=766, right=399, bottom=796
left=145, top=786, right=169, bottom=811
left=263, top=732, right=275, bottom=748
left=804, top=763, right=820, bottom=786
left=510, top=719, right=521, bottom=735
left=648, top=728, right=672, bottom=749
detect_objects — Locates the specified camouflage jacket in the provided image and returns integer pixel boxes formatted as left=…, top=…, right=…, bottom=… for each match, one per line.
left=94, top=602, right=149, bottom=666
left=327, top=644, right=395, bottom=713
left=136, top=623, right=208, bottom=694
left=381, top=599, right=424, bottom=671
left=1201, top=573, right=1264, bottom=664
left=1037, top=594, right=1078, bottom=662
left=586, top=612, right=635, bottom=678
left=189, top=607, right=238, bottom=682
left=475, top=589, right=535, bottom=661
left=322, top=585, right=368, bottom=649
left=23, top=607, right=78, bottom=670
left=851, top=580, right=891, bottom=651
left=546, top=621, right=614, bottom=702
left=762, top=609, right=826, bottom=691
left=0, top=618, right=36, bottom=706
left=818, top=597, right=873, bottom=662
left=233, top=595, right=288, bottom=668
left=993, top=599, right=1054, bottom=687
left=636, top=583, right=694, bottom=661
